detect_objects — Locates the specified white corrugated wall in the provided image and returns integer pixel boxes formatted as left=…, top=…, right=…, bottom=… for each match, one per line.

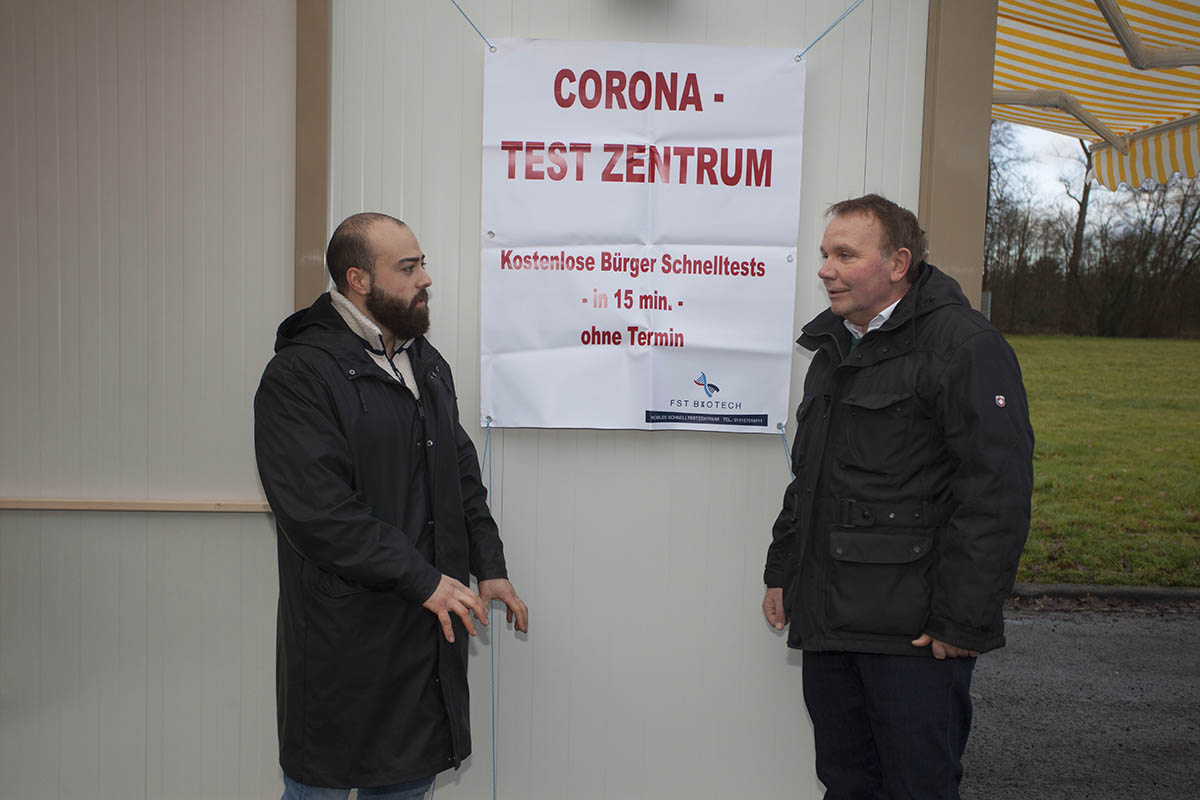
left=0, top=0, right=929, bottom=797
left=0, top=0, right=293, bottom=796
left=328, top=2, right=928, bottom=799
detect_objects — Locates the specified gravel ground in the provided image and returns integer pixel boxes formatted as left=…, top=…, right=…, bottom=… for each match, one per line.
left=961, top=597, right=1200, bottom=799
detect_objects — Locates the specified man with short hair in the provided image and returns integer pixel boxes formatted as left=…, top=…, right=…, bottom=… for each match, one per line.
left=255, top=212, right=528, bottom=800
left=763, top=194, right=1033, bottom=799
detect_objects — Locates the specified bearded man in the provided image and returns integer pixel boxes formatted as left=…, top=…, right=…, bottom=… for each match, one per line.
left=255, top=213, right=527, bottom=800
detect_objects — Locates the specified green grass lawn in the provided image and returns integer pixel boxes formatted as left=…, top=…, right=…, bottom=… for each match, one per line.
left=1011, top=335, right=1200, bottom=587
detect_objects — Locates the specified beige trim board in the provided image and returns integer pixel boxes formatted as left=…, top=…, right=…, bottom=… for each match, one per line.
left=919, top=0, right=999, bottom=308
left=295, top=0, right=333, bottom=310
left=0, top=499, right=271, bottom=513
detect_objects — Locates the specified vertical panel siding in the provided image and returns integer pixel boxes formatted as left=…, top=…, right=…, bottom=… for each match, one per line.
left=0, top=511, right=279, bottom=798
left=0, top=0, right=295, bottom=797
left=0, top=1, right=930, bottom=798
left=0, top=0, right=294, bottom=502
left=329, top=3, right=928, bottom=798
left=0, top=1, right=23, bottom=494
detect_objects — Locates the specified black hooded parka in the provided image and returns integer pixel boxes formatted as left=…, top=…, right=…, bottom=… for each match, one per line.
left=254, top=293, right=508, bottom=788
left=764, top=263, right=1033, bottom=656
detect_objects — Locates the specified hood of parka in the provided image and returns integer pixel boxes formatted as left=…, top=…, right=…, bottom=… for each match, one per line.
left=274, top=292, right=363, bottom=355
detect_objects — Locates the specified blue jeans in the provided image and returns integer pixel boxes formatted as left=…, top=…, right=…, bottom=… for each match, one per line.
left=282, top=773, right=434, bottom=800
left=802, top=650, right=975, bottom=800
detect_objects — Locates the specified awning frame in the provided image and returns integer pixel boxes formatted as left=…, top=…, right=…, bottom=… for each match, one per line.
left=993, top=88, right=1127, bottom=153
left=1089, top=111, right=1200, bottom=155
left=1094, top=0, right=1200, bottom=71
left=991, top=0, right=1200, bottom=189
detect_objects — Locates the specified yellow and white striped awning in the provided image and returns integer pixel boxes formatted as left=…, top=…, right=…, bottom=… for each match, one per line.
left=992, top=0, right=1200, bottom=190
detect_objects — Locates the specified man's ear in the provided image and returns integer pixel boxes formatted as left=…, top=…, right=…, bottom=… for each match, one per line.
left=890, top=248, right=913, bottom=284
left=345, top=265, right=371, bottom=298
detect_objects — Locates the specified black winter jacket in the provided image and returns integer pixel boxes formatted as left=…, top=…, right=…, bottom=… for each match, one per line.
left=764, top=264, right=1033, bottom=656
left=254, top=293, right=508, bottom=787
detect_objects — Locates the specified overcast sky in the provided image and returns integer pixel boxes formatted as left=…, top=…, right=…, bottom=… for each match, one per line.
left=1008, top=123, right=1091, bottom=211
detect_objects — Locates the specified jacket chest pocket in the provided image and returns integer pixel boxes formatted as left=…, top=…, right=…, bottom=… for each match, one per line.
left=838, top=390, right=914, bottom=470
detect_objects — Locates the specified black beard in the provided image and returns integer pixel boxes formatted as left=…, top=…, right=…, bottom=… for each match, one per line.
left=365, top=285, right=430, bottom=341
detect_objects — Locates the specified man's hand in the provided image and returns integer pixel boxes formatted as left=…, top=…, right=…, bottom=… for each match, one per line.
left=422, top=575, right=488, bottom=643
left=762, top=587, right=788, bottom=630
left=911, top=633, right=979, bottom=659
left=479, top=578, right=529, bottom=634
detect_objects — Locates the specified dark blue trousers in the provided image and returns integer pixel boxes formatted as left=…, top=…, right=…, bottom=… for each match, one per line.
left=802, top=651, right=975, bottom=800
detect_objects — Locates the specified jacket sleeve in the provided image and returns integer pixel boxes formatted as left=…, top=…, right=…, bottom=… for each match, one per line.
left=764, top=371, right=822, bottom=588
left=435, top=359, right=508, bottom=582
left=455, top=420, right=509, bottom=582
left=764, top=473, right=801, bottom=588
left=924, top=329, right=1034, bottom=652
left=254, top=357, right=443, bottom=604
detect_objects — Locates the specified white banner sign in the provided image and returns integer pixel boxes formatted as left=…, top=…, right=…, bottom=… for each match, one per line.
left=481, top=38, right=805, bottom=432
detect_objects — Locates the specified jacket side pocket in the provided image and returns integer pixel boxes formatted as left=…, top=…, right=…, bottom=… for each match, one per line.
left=309, top=566, right=374, bottom=599
left=826, top=529, right=933, bottom=636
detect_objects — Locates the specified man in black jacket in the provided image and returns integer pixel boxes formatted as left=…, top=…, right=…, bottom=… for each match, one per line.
left=255, top=213, right=528, bottom=800
left=762, top=195, right=1033, bottom=799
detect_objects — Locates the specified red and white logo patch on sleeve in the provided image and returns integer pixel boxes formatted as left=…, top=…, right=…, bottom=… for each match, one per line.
left=995, top=395, right=1006, bottom=408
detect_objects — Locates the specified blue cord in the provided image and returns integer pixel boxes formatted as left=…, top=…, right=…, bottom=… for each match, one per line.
left=482, top=418, right=492, bottom=477
left=777, top=423, right=793, bottom=476
left=449, top=0, right=496, bottom=52
left=483, top=417, right=498, bottom=800
left=490, top=586, right=498, bottom=800
left=798, top=0, right=867, bottom=58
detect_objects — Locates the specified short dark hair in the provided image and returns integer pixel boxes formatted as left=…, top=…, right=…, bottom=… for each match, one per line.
left=827, top=194, right=928, bottom=281
left=326, top=212, right=406, bottom=292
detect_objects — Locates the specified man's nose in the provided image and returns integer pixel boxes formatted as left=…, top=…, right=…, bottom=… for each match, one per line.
left=817, top=260, right=835, bottom=281
left=418, top=266, right=433, bottom=288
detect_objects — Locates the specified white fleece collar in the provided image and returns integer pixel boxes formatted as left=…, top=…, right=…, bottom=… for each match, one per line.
left=329, top=289, right=414, bottom=354
left=329, top=289, right=419, bottom=397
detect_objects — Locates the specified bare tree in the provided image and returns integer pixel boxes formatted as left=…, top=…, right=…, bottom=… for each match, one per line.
left=983, top=120, right=1200, bottom=337
left=1061, top=141, right=1093, bottom=333
left=985, top=121, right=1023, bottom=288
left=1095, top=175, right=1200, bottom=336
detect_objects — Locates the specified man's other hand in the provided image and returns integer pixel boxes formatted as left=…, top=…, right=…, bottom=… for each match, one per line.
left=911, top=633, right=979, bottom=659
left=479, top=578, right=529, bottom=634
left=762, top=587, right=788, bottom=630
left=422, top=575, right=488, bottom=643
